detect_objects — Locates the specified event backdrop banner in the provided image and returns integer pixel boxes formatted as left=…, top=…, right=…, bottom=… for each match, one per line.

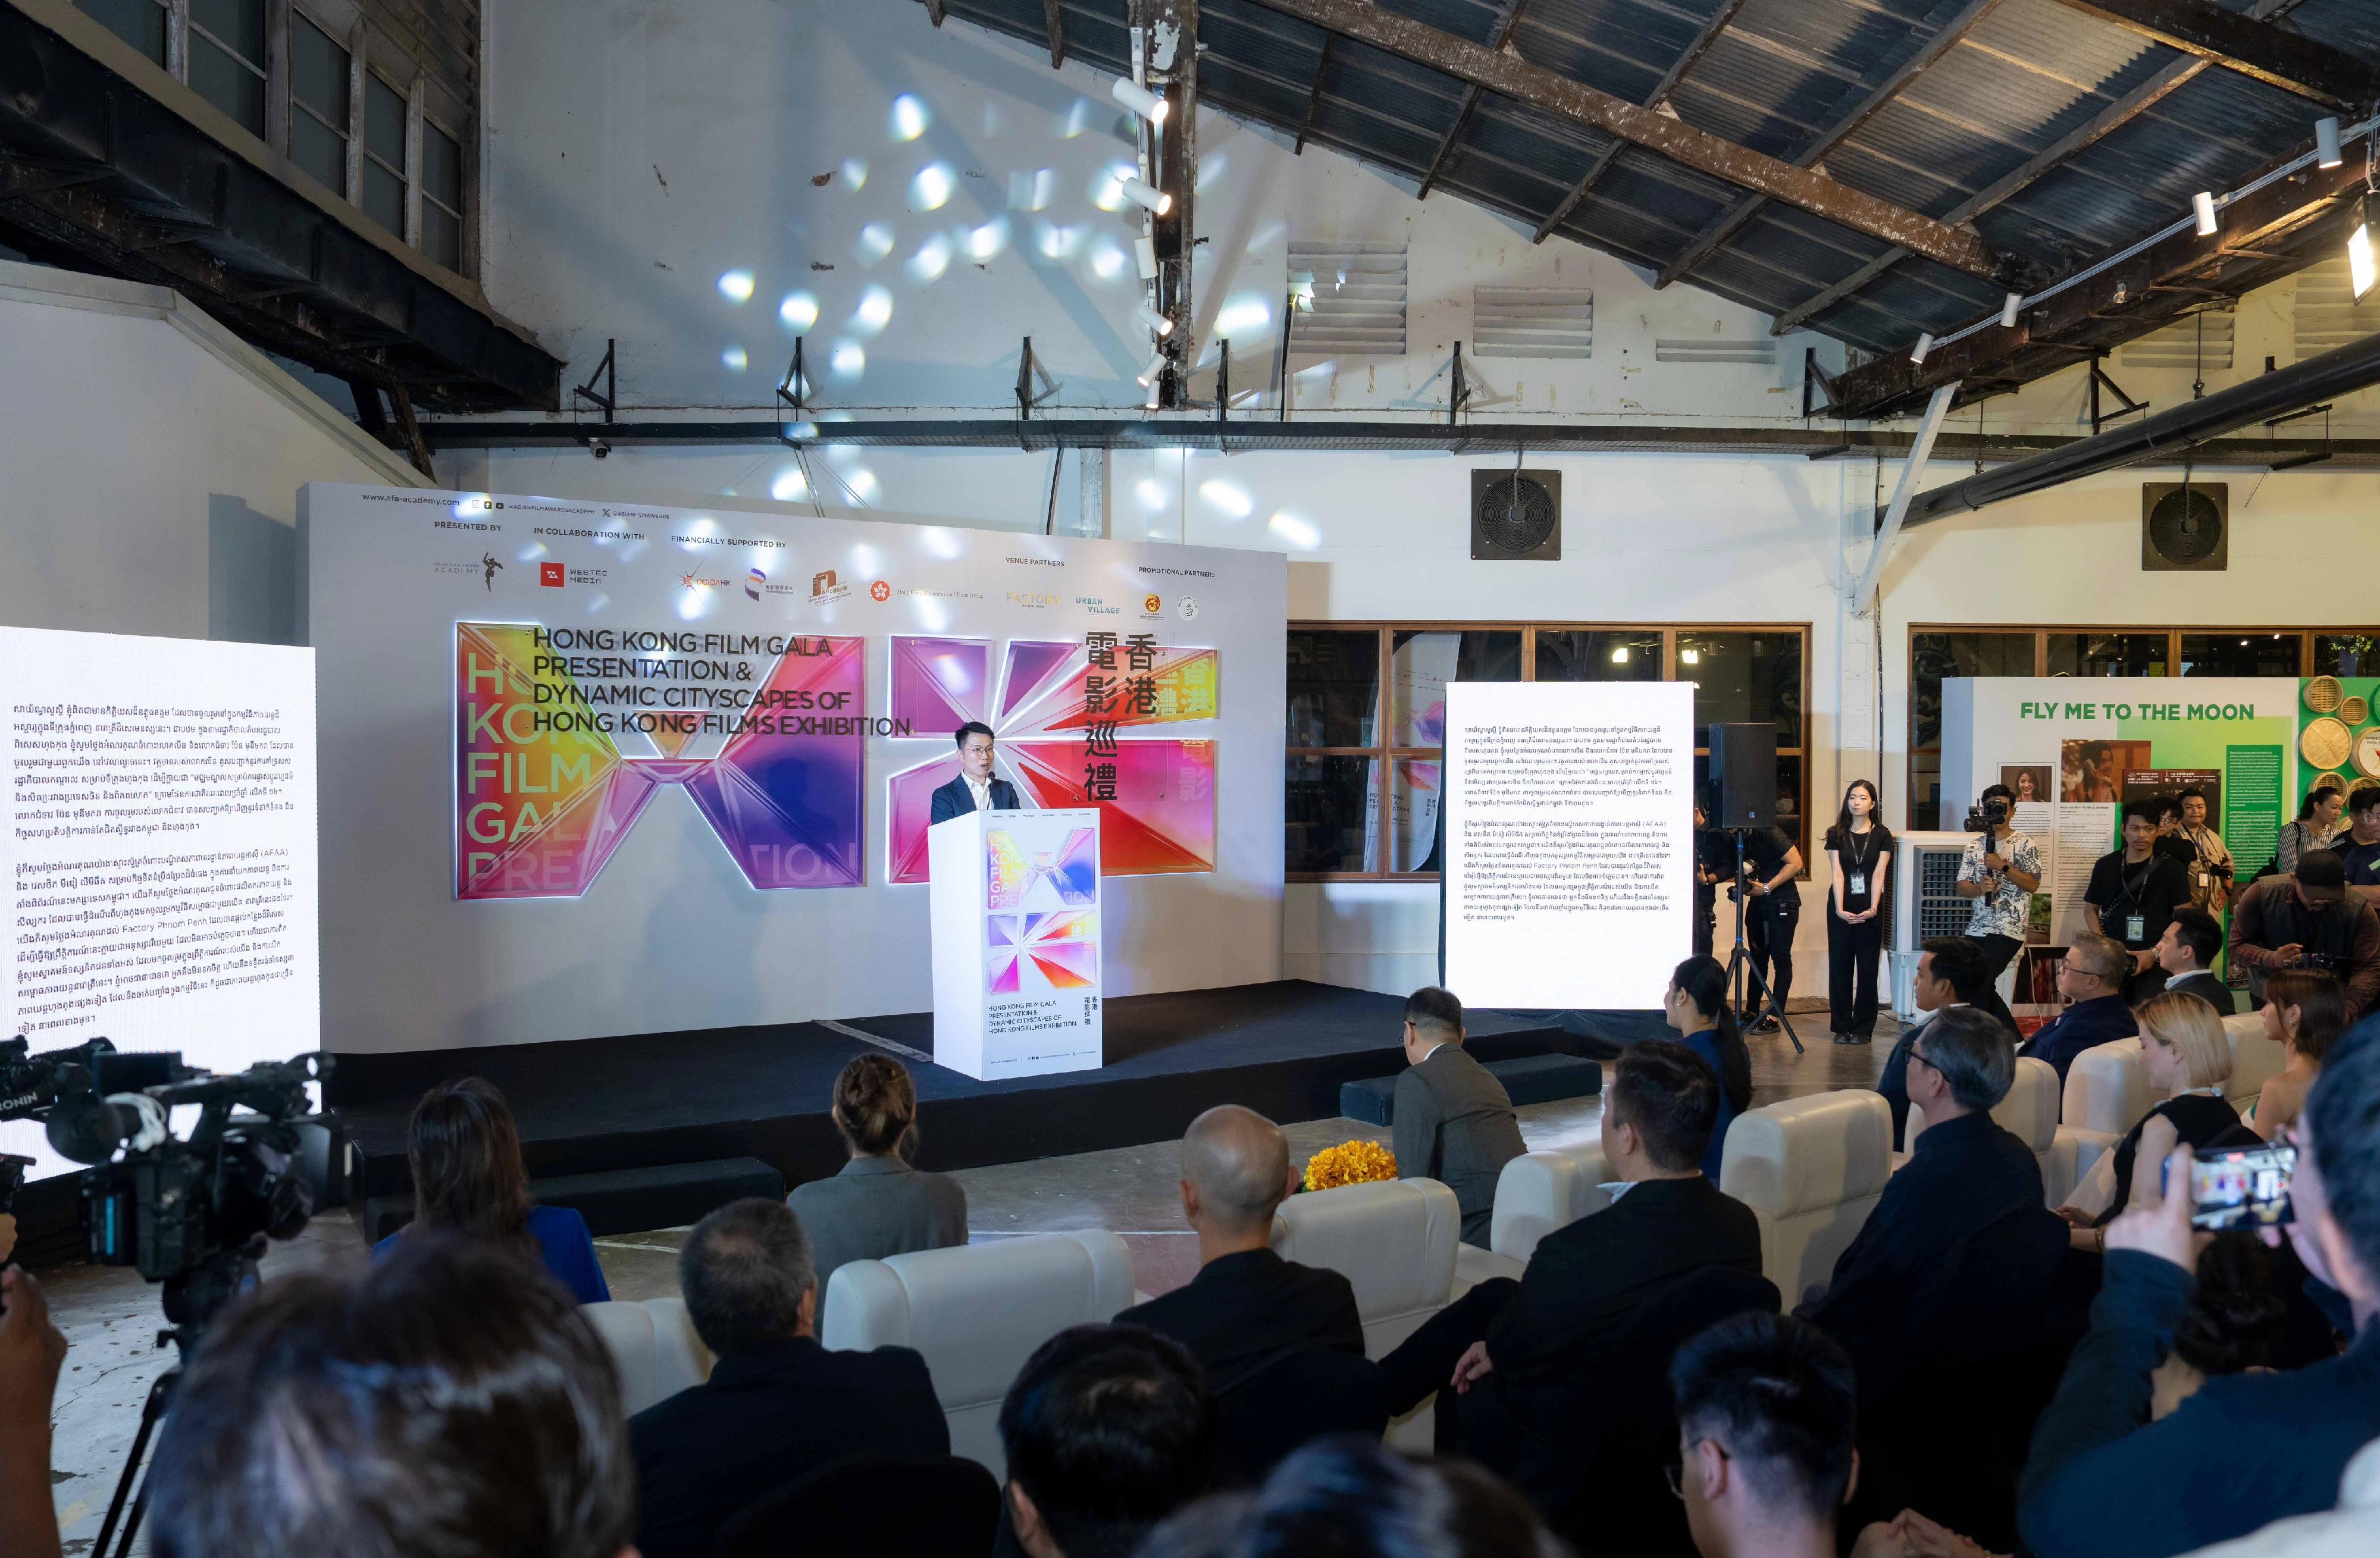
left=305, top=484, right=1285, bottom=1053
left=1442, top=681, right=1692, bottom=1010
left=1, top=627, right=320, bottom=1180
left=1939, top=678, right=2297, bottom=945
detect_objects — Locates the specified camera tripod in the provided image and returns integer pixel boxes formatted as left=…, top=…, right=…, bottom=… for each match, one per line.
left=1723, top=829, right=1803, bottom=1055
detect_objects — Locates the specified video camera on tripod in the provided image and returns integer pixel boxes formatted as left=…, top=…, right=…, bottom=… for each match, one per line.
left=1, top=1032, right=334, bottom=1349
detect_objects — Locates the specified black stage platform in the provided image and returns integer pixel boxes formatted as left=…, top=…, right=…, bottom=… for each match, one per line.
left=331, top=980, right=1641, bottom=1202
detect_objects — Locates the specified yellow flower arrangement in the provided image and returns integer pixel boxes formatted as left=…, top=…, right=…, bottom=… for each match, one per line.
left=1303, top=1139, right=1398, bottom=1192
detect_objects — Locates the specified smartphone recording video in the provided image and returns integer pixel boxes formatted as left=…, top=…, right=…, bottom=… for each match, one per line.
left=2190, top=1143, right=2296, bottom=1232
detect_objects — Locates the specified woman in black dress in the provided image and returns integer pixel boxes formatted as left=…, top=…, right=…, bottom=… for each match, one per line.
left=2058, top=990, right=2241, bottom=1249
left=1824, top=779, right=1893, bottom=1045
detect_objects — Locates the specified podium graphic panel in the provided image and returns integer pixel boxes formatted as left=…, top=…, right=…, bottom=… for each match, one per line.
left=931, top=807, right=1103, bottom=1080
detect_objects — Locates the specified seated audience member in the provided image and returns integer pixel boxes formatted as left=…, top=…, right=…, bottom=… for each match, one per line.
left=374, top=1076, right=609, bottom=1303
left=1115, top=1104, right=1363, bottom=1390
left=1394, top=986, right=1526, bottom=1248
left=1669, top=1312, right=1860, bottom=1558
left=2020, top=935, right=2140, bottom=1082
left=2331, top=785, right=2380, bottom=905
left=2018, top=1030, right=2380, bottom=1558
left=630, top=1198, right=946, bottom=1558
left=1132, top=1437, right=1565, bottom=1558
left=148, top=1236, right=637, bottom=1558
left=1, top=1265, right=67, bottom=1558
left=2231, top=852, right=2380, bottom=1020
left=2159, top=906, right=2238, bottom=1015
left=788, top=1053, right=966, bottom=1291
left=2057, top=992, right=2241, bottom=1249
left=2152, top=1234, right=2292, bottom=1422
left=1802, top=1008, right=2061, bottom=1402
left=1377, top=1045, right=1764, bottom=1503
left=2252, top=970, right=2347, bottom=1140
left=1877, top=936, right=2018, bottom=1151
left=998, top=1324, right=1216, bottom=1558
left=1662, top=955, right=1754, bottom=1178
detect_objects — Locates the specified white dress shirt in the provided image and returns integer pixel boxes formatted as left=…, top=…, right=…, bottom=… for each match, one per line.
left=963, top=772, right=992, bottom=811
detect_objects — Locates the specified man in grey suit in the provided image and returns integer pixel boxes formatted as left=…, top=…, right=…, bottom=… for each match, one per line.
left=1392, top=986, right=1525, bottom=1248
left=2157, top=905, right=2238, bottom=1015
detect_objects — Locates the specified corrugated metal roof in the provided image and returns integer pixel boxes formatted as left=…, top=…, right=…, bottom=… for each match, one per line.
left=937, top=0, right=2380, bottom=363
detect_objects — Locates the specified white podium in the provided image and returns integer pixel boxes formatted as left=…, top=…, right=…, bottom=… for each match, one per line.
left=928, top=806, right=1104, bottom=1080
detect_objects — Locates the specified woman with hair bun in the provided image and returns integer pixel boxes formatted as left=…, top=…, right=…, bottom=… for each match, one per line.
left=788, top=1053, right=969, bottom=1293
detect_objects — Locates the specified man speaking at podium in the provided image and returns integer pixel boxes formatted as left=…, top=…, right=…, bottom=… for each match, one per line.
left=929, top=722, right=1024, bottom=823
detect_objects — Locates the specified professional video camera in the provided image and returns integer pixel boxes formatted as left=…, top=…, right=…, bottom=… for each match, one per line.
left=1965, top=792, right=2012, bottom=833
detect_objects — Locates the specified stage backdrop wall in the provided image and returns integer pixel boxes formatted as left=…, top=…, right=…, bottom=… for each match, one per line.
left=304, top=483, right=1285, bottom=1053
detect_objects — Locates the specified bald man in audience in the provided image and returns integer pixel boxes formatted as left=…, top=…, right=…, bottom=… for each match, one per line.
left=1113, top=1105, right=1364, bottom=1392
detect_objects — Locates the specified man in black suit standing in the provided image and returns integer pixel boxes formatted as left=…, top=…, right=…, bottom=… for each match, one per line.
left=630, top=1198, right=948, bottom=1558
left=1114, top=1104, right=1364, bottom=1391
left=1377, top=1045, right=1768, bottom=1506
left=929, top=720, right=1022, bottom=824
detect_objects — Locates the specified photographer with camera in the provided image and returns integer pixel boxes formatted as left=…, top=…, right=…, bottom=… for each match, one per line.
left=1957, top=784, right=2041, bottom=986
left=2232, top=851, right=2380, bottom=1022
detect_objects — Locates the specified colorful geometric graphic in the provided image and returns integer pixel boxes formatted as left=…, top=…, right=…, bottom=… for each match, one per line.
left=455, top=623, right=866, bottom=899
left=987, top=826, right=1099, bottom=912
left=886, top=635, right=1220, bottom=883
left=988, top=910, right=1100, bottom=993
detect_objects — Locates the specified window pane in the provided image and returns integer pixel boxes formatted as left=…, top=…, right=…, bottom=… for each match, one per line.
left=1533, top=629, right=1661, bottom=683
left=291, top=16, right=351, bottom=123
left=2046, top=632, right=2168, bottom=678
left=2180, top=632, right=2299, bottom=678
left=363, top=160, right=406, bottom=234
left=84, top=0, right=168, bottom=65
left=423, top=123, right=463, bottom=209
left=1910, top=631, right=2034, bottom=751
left=290, top=114, right=347, bottom=193
left=1288, top=631, right=1378, bottom=748
left=365, top=74, right=408, bottom=170
left=1392, top=760, right=1441, bottom=872
left=1287, top=754, right=1377, bottom=873
left=191, top=0, right=265, bottom=59
left=1911, top=749, right=1943, bottom=832
left=189, top=36, right=267, bottom=135
left=1678, top=631, right=1802, bottom=745
left=422, top=200, right=461, bottom=269
left=2313, top=634, right=2380, bottom=676
left=1390, top=631, right=1518, bottom=745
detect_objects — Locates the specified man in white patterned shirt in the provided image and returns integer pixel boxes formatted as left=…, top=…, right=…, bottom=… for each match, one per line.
left=1957, top=783, right=2041, bottom=985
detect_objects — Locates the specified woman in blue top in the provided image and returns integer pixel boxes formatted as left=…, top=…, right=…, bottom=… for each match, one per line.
left=371, top=1076, right=609, bottom=1304
left=1661, top=955, right=1754, bottom=1180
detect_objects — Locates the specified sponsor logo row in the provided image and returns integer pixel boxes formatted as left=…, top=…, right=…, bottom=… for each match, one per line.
left=450, top=558, right=1197, bottom=618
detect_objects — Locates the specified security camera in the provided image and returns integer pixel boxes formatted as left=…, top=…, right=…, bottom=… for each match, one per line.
left=589, top=438, right=611, bottom=459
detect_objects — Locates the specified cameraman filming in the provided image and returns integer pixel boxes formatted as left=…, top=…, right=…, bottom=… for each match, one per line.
left=1956, top=783, right=2042, bottom=986
left=2232, top=849, right=2380, bottom=1021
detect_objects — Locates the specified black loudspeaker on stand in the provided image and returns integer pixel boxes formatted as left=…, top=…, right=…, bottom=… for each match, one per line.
left=1708, top=723, right=1800, bottom=1054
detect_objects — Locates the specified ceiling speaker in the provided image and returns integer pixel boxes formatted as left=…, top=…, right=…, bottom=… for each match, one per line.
left=2142, top=481, right=2228, bottom=571
left=1470, top=469, right=1561, bottom=560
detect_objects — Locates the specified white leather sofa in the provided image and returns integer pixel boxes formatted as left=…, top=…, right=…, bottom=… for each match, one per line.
left=1909, top=1056, right=2076, bottom=1206
left=821, top=1231, right=1134, bottom=1478
left=2224, top=1010, right=2283, bottom=1114
left=1482, top=1139, right=1613, bottom=1271
left=2056, top=1037, right=2153, bottom=1188
left=1718, top=1091, right=1893, bottom=1308
left=583, top=1296, right=712, bottom=1417
left=1272, top=1177, right=1461, bottom=1450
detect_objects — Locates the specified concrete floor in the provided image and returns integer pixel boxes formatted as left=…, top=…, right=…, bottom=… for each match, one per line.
left=35, top=1004, right=1893, bottom=1551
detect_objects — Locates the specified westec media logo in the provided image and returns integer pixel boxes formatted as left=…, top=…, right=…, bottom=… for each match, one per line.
left=747, top=567, right=766, bottom=600
left=539, top=562, right=565, bottom=588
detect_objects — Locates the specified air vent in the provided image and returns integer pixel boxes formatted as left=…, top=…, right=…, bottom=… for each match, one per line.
left=2142, top=481, right=2228, bottom=572
left=1470, top=469, right=1561, bottom=560
left=2121, top=309, right=2234, bottom=372
left=1287, top=242, right=1407, bottom=356
left=1473, top=287, right=1593, bottom=359
left=1655, top=336, right=1776, bottom=365
left=2296, top=256, right=2380, bottom=359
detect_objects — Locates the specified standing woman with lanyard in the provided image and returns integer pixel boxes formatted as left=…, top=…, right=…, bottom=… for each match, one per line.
left=1825, top=779, right=1893, bottom=1045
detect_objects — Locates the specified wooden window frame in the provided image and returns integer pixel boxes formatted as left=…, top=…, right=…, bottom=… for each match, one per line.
left=1289, top=622, right=1813, bottom=883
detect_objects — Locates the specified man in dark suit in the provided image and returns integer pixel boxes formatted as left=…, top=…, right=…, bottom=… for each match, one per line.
left=1876, top=936, right=2018, bottom=1150
left=928, top=720, right=1022, bottom=824
left=2019, top=933, right=2139, bottom=1081
left=630, top=1198, right=947, bottom=1558
left=1115, top=1104, right=1364, bottom=1391
left=1393, top=986, right=1526, bottom=1247
left=2157, top=905, right=2236, bottom=1015
left=1801, top=1008, right=2063, bottom=1405
left=1377, top=1045, right=1767, bottom=1508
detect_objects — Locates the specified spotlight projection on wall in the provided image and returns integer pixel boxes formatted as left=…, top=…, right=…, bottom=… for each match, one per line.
left=1111, top=79, right=1168, bottom=124
left=1118, top=177, right=1172, bottom=216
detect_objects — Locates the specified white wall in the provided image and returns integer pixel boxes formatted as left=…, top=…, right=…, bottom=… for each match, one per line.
left=0, top=260, right=425, bottom=644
